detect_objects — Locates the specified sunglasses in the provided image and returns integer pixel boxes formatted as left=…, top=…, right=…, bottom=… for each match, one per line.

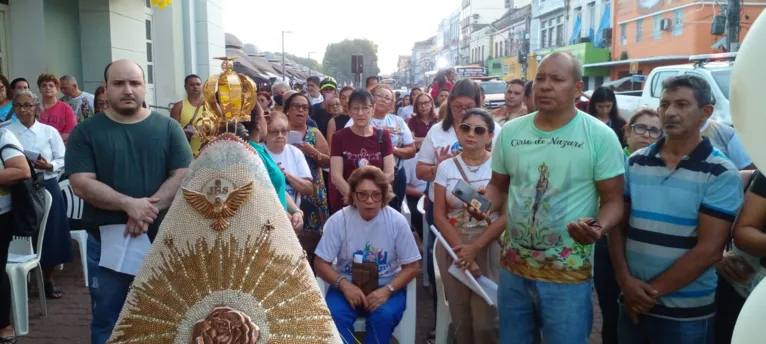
left=458, top=123, right=490, bottom=136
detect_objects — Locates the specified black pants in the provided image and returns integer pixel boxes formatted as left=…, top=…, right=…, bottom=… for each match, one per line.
left=714, top=278, right=747, bottom=344
left=389, top=167, right=407, bottom=212
left=0, top=212, right=14, bottom=328
left=594, top=236, right=620, bottom=344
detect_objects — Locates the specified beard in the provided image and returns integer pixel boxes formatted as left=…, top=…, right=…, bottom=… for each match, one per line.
left=112, top=102, right=142, bottom=116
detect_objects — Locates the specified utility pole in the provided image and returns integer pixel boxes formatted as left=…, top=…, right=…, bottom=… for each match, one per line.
left=727, top=0, right=741, bottom=52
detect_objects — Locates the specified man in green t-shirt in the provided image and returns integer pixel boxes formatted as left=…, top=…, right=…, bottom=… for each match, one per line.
left=462, top=52, right=625, bottom=344
left=65, top=59, right=192, bottom=344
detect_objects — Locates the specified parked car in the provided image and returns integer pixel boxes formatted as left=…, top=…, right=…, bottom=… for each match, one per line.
left=608, top=53, right=735, bottom=125
left=475, top=79, right=507, bottom=109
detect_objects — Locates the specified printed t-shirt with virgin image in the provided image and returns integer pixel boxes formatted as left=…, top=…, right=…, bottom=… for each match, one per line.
left=314, top=206, right=422, bottom=285
left=491, top=110, right=624, bottom=283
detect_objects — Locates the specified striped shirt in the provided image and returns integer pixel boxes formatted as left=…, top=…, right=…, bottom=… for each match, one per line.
left=624, top=137, right=743, bottom=320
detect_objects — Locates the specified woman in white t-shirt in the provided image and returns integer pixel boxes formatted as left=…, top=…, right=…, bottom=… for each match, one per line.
left=264, top=112, right=313, bottom=203
left=0, top=128, right=32, bottom=341
left=314, top=166, right=421, bottom=344
left=433, top=108, right=502, bottom=344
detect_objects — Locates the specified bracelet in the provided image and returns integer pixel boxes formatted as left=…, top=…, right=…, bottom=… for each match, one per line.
left=290, top=209, right=304, bottom=216
left=334, top=275, right=346, bottom=289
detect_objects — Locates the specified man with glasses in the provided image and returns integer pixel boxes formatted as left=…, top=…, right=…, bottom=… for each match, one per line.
left=476, top=52, right=625, bottom=344
left=611, top=75, right=743, bottom=343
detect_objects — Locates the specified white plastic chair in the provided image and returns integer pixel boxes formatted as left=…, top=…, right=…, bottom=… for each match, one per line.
left=416, top=196, right=429, bottom=287
left=433, top=241, right=451, bottom=344
left=6, top=190, right=52, bottom=336
left=59, top=179, right=88, bottom=287
left=401, top=198, right=412, bottom=228
left=316, top=277, right=417, bottom=344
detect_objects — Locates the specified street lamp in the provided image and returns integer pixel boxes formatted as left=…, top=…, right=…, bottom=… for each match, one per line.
left=281, top=30, right=293, bottom=81
left=308, top=51, right=317, bottom=77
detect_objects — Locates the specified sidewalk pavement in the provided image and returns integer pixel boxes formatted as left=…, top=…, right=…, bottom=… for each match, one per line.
left=18, top=244, right=603, bottom=343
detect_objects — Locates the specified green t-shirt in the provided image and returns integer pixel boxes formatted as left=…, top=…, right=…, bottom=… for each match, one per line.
left=248, top=141, right=288, bottom=211
left=65, top=112, right=193, bottom=240
left=491, top=110, right=624, bottom=283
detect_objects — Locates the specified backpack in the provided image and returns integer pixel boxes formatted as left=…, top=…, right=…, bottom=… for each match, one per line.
left=0, top=144, right=46, bottom=237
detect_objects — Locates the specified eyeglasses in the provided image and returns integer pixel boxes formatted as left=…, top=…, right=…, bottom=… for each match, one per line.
left=290, top=104, right=309, bottom=112
left=631, top=124, right=663, bottom=139
left=417, top=101, right=432, bottom=107
left=349, top=105, right=373, bottom=113
left=374, top=94, right=393, bottom=102
left=450, top=103, right=476, bottom=114
left=13, top=103, right=35, bottom=111
left=458, top=123, right=489, bottom=136
left=355, top=191, right=383, bottom=202
left=328, top=103, right=342, bottom=109
left=268, top=129, right=289, bottom=137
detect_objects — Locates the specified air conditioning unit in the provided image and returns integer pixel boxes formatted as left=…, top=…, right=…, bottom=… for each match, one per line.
left=660, top=18, right=672, bottom=31
left=711, top=15, right=726, bottom=35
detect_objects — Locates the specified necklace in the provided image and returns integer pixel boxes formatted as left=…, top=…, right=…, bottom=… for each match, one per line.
left=462, top=152, right=489, bottom=173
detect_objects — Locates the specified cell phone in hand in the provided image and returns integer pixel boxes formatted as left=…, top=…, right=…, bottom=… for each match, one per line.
left=287, top=131, right=304, bottom=146
left=452, top=179, right=491, bottom=213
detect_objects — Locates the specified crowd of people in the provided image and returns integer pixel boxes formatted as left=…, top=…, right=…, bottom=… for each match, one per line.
left=0, top=50, right=761, bottom=344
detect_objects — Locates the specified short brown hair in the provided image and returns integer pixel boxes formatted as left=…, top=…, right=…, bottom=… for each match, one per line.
left=344, top=166, right=394, bottom=207
left=37, top=73, right=60, bottom=89
left=628, top=107, right=660, bottom=126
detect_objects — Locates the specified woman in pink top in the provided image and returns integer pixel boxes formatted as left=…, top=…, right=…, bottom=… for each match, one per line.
left=37, top=73, right=76, bottom=142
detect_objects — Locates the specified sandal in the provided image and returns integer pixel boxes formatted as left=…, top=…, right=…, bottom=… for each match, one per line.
left=0, top=336, right=16, bottom=343
left=44, top=282, right=64, bottom=299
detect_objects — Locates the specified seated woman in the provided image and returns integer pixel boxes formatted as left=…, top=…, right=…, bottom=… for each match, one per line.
left=314, top=166, right=421, bottom=344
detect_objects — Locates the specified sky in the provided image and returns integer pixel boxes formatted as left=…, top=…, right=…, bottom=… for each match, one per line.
left=222, top=0, right=460, bottom=74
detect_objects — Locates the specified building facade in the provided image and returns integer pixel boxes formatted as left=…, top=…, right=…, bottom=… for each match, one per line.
left=410, top=37, right=435, bottom=86
left=530, top=0, right=567, bottom=52
left=602, top=0, right=766, bottom=80
left=460, top=0, right=509, bottom=65
left=567, top=0, right=612, bottom=46
left=3, top=0, right=224, bottom=112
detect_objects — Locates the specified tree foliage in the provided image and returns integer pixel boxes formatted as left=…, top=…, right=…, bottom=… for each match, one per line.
left=322, top=39, right=380, bottom=83
left=283, top=52, right=322, bottom=71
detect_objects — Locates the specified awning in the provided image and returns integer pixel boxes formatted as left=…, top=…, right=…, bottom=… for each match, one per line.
left=226, top=48, right=267, bottom=80
left=583, top=55, right=690, bottom=68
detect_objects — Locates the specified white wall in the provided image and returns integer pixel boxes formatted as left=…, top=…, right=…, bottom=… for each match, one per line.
left=193, top=0, right=225, bottom=80
left=9, top=0, right=47, bottom=94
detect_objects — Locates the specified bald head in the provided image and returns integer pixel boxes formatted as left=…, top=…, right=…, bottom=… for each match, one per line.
left=104, top=59, right=145, bottom=83
left=539, top=52, right=582, bottom=82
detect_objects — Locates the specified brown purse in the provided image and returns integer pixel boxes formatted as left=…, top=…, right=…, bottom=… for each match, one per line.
left=343, top=209, right=379, bottom=296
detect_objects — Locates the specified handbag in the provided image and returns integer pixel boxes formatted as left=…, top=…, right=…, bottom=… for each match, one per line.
left=343, top=209, right=379, bottom=296
left=0, top=144, right=46, bottom=237
left=296, top=198, right=322, bottom=255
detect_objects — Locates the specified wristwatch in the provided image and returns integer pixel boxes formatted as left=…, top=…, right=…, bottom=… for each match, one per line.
left=385, top=283, right=395, bottom=294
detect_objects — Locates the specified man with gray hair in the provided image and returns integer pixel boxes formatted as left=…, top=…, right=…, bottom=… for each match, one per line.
left=60, top=75, right=95, bottom=122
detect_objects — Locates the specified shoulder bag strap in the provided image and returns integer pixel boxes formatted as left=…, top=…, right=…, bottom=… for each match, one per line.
left=452, top=156, right=470, bottom=181
left=187, top=101, right=204, bottom=127
left=0, top=143, right=39, bottom=183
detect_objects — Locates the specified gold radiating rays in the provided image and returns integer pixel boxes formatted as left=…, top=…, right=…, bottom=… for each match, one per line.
left=107, top=223, right=337, bottom=344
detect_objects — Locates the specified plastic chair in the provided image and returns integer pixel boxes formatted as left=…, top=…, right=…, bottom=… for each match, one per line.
left=316, top=277, right=417, bottom=344
left=416, top=196, right=429, bottom=287
left=401, top=198, right=412, bottom=229
left=59, top=179, right=88, bottom=287
left=433, top=241, right=451, bottom=344
left=6, top=190, right=52, bottom=336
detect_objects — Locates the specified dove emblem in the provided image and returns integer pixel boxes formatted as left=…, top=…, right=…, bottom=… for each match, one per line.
left=182, top=178, right=254, bottom=231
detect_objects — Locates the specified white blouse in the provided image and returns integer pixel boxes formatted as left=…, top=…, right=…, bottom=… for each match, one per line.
left=7, top=120, right=66, bottom=180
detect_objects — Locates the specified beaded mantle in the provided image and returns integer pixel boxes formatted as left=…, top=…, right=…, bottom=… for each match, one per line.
left=106, top=135, right=342, bottom=344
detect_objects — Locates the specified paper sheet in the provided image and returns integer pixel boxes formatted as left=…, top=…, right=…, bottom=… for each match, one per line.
left=430, top=225, right=498, bottom=306
left=99, top=224, right=151, bottom=276
left=23, top=150, right=40, bottom=161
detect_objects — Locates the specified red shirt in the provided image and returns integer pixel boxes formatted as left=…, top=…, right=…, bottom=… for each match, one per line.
left=39, top=100, right=77, bottom=135
left=430, top=80, right=454, bottom=100
left=329, top=127, right=393, bottom=212
left=407, top=117, right=435, bottom=139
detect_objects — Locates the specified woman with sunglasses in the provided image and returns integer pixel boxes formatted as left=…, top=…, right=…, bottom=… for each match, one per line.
left=284, top=93, right=330, bottom=232
left=433, top=108, right=502, bottom=344
left=593, top=107, right=662, bottom=344
left=415, top=79, right=499, bottom=343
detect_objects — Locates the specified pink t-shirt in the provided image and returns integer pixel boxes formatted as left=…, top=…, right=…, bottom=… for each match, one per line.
left=39, top=100, right=77, bottom=135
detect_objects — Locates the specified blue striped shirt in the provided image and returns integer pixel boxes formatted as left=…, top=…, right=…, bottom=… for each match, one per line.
left=624, top=137, right=743, bottom=320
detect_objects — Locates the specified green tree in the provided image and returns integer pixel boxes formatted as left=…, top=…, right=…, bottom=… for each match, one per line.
left=283, top=52, right=322, bottom=71
left=322, top=39, right=380, bottom=83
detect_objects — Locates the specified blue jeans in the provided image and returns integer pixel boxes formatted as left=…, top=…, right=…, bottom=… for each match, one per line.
left=498, top=269, right=593, bottom=344
left=617, top=305, right=713, bottom=344
left=87, top=235, right=135, bottom=344
left=325, top=286, right=406, bottom=344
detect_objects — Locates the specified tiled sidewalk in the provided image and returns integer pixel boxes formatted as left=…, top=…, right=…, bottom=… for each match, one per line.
left=18, top=244, right=604, bottom=343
